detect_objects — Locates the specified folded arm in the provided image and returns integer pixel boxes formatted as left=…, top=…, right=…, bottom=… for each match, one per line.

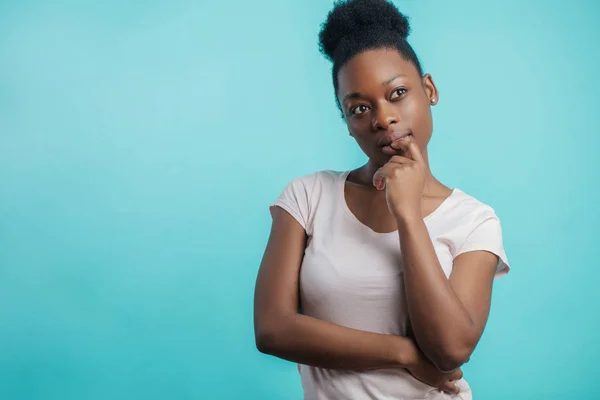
left=396, top=215, right=498, bottom=372
left=254, top=206, right=420, bottom=370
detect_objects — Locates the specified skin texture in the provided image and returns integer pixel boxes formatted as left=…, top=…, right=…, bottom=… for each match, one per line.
left=254, top=48, right=499, bottom=395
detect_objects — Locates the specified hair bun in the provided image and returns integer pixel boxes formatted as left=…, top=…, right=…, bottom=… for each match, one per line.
left=318, top=0, right=411, bottom=62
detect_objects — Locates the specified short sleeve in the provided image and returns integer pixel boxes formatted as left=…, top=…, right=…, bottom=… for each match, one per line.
left=270, top=173, right=317, bottom=233
left=455, top=213, right=510, bottom=278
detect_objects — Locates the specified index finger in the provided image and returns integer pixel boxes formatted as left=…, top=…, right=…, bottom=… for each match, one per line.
left=406, top=139, right=425, bottom=163
left=390, top=137, right=424, bottom=163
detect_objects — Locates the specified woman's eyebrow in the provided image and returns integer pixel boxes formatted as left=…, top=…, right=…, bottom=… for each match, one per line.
left=342, top=92, right=364, bottom=104
left=381, top=73, right=406, bottom=86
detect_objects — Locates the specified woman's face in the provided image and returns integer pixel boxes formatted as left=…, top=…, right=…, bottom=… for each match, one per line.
left=336, top=48, right=438, bottom=166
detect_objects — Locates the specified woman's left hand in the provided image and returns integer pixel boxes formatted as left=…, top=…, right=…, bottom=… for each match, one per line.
left=372, top=138, right=426, bottom=220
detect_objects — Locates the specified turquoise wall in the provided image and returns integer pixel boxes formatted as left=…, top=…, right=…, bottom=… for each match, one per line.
left=1, top=0, right=599, bottom=398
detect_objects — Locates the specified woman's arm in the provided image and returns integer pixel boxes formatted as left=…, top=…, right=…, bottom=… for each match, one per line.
left=373, top=140, right=499, bottom=372
left=397, top=216, right=497, bottom=372
left=254, top=206, right=465, bottom=394
left=254, top=206, right=418, bottom=370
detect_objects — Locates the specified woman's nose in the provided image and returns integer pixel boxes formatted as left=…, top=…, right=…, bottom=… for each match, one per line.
left=372, top=103, right=399, bottom=131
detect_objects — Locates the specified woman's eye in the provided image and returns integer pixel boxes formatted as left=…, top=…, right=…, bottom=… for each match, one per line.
left=390, top=88, right=407, bottom=99
left=350, top=105, right=369, bottom=115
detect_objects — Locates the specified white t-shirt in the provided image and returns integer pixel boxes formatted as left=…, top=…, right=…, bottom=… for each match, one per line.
left=271, top=170, right=510, bottom=400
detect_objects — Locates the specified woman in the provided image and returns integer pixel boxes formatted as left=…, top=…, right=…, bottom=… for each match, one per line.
left=254, top=0, right=510, bottom=399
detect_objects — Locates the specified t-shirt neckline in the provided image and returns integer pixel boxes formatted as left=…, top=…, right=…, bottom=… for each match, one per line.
left=338, top=170, right=459, bottom=235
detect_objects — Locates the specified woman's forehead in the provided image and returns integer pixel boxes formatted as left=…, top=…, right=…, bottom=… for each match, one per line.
left=337, top=49, right=419, bottom=92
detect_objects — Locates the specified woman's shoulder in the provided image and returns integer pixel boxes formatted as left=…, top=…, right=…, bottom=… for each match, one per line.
left=272, top=170, right=347, bottom=233
left=453, top=188, right=495, bottom=213
left=442, top=188, right=502, bottom=230
left=445, top=188, right=510, bottom=276
left=274, top=169, right=346, bottom=207
left=283, top=169, right=347, bottom=189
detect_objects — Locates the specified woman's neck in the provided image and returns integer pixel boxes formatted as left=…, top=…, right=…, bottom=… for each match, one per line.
left=352, top=154, right=443, bottom=197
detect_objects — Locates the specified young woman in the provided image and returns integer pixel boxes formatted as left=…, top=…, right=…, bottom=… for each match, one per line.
left=254, top=1, right=510, bottom=398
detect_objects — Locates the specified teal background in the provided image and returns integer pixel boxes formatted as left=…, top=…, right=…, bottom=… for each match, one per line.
left=1, top=0, right=599, bottom=398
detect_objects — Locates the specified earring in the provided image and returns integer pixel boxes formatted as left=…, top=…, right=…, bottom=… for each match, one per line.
left=430, top=98, right=436, bottom=104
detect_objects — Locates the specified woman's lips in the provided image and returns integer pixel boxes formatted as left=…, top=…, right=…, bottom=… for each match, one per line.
left=380, top=134, right=412, bottom=155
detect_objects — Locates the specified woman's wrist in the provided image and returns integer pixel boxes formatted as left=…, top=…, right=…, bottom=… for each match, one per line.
left=395, top=211, right=423, bottom=228
left=392, top=335, right=420, bottom=369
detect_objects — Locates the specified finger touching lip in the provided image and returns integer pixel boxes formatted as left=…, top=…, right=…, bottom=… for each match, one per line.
left=390, top=134, right=413, bottom=149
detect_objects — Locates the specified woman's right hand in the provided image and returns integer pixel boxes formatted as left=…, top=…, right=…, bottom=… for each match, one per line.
left=405, top=343, right=463, bottom=395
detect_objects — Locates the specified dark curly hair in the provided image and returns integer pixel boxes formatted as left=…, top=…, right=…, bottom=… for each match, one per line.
left=318, top=0, right=424, bottom=115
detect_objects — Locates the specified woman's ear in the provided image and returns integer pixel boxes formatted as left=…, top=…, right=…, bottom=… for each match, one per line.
left=422, top=73, right=439, bottom=105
